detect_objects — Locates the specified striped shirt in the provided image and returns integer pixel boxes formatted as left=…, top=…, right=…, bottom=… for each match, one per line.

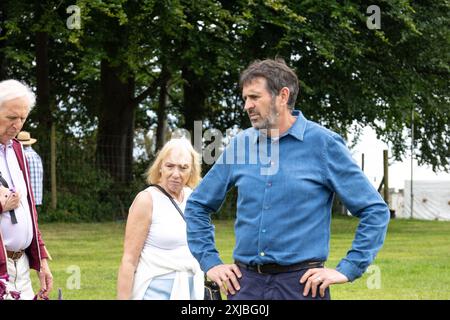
left=23, top=146, right=43, bottom=205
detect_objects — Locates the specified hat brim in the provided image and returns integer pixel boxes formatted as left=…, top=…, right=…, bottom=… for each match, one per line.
left=20, top=138, right=37, bottom=145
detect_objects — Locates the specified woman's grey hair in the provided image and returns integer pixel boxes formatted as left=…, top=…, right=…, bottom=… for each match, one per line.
left=0, top=79, right=36, bottom=111
left=239, top=58, right=299, bottom=110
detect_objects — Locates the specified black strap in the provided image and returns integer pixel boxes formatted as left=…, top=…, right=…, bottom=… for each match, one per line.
left=149, top=184, right=185, bottom=221
left=0, top=172, right=17, bottom=224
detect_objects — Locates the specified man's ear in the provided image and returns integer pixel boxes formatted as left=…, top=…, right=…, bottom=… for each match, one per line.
left=278, top=87, right=290, bottom=106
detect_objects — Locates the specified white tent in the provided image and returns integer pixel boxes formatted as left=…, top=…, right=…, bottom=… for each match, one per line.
left=396, top=180, right=450, bottom=221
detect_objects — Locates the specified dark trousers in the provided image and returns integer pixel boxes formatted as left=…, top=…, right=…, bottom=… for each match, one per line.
left=227, top=267, right=330, bottom=300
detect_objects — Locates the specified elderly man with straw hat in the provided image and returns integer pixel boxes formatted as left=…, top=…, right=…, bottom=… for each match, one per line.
left=17, top=131, right=43, bottom=208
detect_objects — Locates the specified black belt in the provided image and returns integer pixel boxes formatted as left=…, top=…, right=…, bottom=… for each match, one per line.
left=235, top=260, right=324, bottom=274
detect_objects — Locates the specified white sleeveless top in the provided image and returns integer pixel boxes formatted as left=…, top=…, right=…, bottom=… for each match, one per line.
left=144, top=186, right=191, bottom=250
left=131, top=186, right=204, bottom=300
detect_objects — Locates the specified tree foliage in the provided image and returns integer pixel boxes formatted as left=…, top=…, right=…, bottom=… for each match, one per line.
left=1, top=0, right=448, bottom=177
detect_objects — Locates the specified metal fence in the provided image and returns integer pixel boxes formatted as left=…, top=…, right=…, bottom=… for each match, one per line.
left=33, top=134, right=237, bottom=222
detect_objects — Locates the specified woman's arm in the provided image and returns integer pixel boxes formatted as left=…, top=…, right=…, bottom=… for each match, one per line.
left=117, top=191, right=153, bottom=299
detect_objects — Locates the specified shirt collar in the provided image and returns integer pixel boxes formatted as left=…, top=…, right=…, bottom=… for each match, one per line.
left=252, top=110, right=307, bottom=144
left=0, top=140, right=13, bottom=152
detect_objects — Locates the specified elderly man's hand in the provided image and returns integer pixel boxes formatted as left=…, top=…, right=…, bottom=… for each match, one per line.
left=0, top=186, right=21, bottom=212
left=37, top=258, right=53, bottom=298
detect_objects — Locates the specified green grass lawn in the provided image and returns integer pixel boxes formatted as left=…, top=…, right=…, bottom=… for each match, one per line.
left=34, top=216, right=450, bottom=300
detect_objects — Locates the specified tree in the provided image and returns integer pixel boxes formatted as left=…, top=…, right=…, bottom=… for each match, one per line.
left=224, top=0, right=449, bottom=171
left=2, top=0, right=448, bottom=179
left=71, top=0, right=163, bottom=183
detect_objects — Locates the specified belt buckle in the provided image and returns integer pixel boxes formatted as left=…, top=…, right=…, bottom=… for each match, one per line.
left=10, top=251, right=22, bottom=261
left=308, top=261, right=322, bottom=268
left=256, top=264, right=263, bottom=274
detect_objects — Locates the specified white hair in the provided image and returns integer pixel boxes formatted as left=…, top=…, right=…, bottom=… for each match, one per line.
left=0, top=79, right=36, bottom=111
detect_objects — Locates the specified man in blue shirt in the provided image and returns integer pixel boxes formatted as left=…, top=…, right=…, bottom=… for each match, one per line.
left=185, top=59, right=390, bottom=300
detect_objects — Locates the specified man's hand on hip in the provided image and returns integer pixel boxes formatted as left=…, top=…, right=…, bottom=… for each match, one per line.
left=206, top=264, right=242, bottom=296
left=300, top=267, right=349, bottom=298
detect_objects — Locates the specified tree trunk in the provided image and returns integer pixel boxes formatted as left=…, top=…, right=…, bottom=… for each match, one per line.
left=0, top=40, right=6, bottom=80
left=0, top=2, right=6, bottom=80
left=50, top=122, right=57, bottom=209
left=155, top=63, right=170, bottom=152
left=35, top=32, right=52, bottom=133
left=35, top=31, right=56, bottom=206
left=96, top=59, right=135, bottom=184
left=182, top=66, right=206, bottom=139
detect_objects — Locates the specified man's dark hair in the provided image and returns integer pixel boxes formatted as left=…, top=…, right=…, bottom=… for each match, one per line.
left=239, top=58, right=299, bottom=110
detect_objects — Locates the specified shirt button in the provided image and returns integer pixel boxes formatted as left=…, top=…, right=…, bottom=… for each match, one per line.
left=271, top=161, right=275, bottom=166
left=264, top=206, right=269, bottom=210
left=262, top=229, right=266, bottom=233
left=267, top=182, right=272, bottom=187
left=260, top=252, right=265, bottom=256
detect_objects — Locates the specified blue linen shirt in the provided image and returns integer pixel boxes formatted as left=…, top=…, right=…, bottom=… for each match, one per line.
left=185, top=110, right=390, bottom=281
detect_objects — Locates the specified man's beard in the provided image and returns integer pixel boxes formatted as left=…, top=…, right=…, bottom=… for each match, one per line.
left=250, top=101, right=279, bottom=131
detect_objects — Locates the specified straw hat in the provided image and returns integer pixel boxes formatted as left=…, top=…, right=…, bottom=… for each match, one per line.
left=17, top=131, right=37, bottom=145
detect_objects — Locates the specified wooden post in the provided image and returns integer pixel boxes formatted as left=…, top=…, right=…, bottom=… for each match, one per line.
left=383, top=149, right=389, bottom=207
left=51, top=122, right=57, bottom=209
left=411, top=107, right=414, bottom=218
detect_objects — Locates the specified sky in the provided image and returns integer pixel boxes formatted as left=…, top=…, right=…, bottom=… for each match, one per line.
left=350, top=126, right=450, bottom=191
